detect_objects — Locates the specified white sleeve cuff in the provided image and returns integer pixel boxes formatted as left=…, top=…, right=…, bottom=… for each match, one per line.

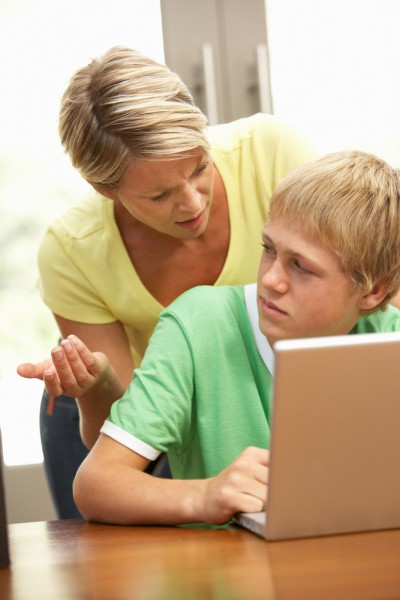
left=100, top=421, right=161, bottom=461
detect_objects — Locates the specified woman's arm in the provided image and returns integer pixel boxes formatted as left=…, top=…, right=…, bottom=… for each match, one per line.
left=74, top=434, right=269, bottom=526
left=53, top=315, right=135, bottom=447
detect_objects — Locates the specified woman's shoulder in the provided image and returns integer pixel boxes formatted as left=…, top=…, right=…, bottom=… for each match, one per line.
left=207, top=113, right=304, bottom=149
left=46, top=190, right=115, bottom=241
left=38, top=191, right=118, bottom=264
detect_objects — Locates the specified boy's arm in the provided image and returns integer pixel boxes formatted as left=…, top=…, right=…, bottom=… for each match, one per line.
left=74, top=434, right=269, bottom=526
left=17, top=335, right=126, bottom=448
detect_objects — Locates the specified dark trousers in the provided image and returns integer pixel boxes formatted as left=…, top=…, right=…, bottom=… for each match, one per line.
left=40, top=390, right=88, bottom=519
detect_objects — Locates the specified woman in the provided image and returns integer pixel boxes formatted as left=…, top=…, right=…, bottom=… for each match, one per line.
left=37, top=46, right=317, bottom=518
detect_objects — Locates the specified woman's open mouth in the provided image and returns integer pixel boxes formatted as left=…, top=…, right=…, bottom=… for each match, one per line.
left=176, top=209, right=206, bottom=230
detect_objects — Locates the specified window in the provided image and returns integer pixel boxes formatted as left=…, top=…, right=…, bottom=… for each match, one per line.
left=0, top=0, right=164, bottom=465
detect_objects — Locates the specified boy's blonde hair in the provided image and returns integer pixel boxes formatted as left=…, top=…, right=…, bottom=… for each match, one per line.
left=268, top=151, right=400, bottom=313
left=59, top=46, right=209, bottom=187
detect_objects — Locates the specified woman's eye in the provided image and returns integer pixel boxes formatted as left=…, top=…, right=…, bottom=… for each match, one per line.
left=196, top=161, right=209, bottom=176
left=151, top=190, right=170, bottom=202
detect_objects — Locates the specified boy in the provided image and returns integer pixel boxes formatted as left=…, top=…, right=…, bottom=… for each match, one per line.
left=18, top=150, right=400, bottom=526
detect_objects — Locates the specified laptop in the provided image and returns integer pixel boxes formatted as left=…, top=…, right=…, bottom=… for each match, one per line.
left=235, top=331, right=400, bottom=541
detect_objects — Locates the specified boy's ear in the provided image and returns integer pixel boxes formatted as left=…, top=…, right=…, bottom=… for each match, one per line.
left=359, top=279, right=389, bottom=311
left=91, top=183, right=117, bottom=201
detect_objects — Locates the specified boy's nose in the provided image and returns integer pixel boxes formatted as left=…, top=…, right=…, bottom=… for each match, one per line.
left=262, top=261, right=289, bottom=294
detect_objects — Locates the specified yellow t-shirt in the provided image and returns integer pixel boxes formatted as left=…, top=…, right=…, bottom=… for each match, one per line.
left=38, top=113, right=316, bottom=366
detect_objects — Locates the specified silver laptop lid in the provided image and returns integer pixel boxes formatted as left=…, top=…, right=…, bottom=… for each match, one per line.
left=265, top=331, right=400, bottom=540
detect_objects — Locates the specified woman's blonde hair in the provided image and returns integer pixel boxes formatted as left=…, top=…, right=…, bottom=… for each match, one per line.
left=59, top=46, right=209, bottom=186
left=268, top=150, right=400, bottom=312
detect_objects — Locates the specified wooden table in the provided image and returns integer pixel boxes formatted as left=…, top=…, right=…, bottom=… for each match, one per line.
left=0, top=520, right=399, bottom=600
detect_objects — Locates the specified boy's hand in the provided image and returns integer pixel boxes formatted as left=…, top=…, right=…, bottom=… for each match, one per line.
left=17, top=335, right=110, bottom=399
left=199, top=446, right=269, bottom=525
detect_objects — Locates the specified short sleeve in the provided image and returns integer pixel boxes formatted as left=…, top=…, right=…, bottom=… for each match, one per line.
left=37, top=228, right=116, bottom=323
left=107, top=309, right=196, bottom=454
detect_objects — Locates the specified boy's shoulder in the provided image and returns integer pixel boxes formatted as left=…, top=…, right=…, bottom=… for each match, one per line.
left=353, top=305, right=400, bottom=334
left=162, top=285, right=247, bottom=325
left=171, top=284, right=244, bottom=308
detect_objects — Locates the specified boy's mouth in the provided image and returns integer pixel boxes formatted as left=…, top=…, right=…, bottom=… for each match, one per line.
left=260, top=297, right=288, bottom=317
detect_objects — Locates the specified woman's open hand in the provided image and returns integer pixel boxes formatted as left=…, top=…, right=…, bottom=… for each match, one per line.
left=17, top=335, right=110, bottom=399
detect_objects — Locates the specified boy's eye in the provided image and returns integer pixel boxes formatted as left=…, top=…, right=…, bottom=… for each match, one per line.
left=261, top=242, right=275, bottom=255
left=293, top=260, right=312, bottom=275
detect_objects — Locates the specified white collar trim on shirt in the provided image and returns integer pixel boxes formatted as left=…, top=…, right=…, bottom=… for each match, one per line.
left=244, top=283, right=275, bottom=375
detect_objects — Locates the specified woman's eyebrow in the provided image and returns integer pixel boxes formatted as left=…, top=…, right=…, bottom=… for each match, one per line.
left=144, top=155, right=208, bottom=197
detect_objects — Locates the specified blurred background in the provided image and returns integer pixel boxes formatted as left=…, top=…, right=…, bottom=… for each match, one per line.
left=1, top=0, right=399, bottom=521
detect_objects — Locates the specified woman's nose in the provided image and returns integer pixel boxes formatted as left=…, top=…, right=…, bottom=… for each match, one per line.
left=179, top=183, right=202, bottom=211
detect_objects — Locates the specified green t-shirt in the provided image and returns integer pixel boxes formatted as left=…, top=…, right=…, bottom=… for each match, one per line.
left=102, top=285, right=400, bottom=479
